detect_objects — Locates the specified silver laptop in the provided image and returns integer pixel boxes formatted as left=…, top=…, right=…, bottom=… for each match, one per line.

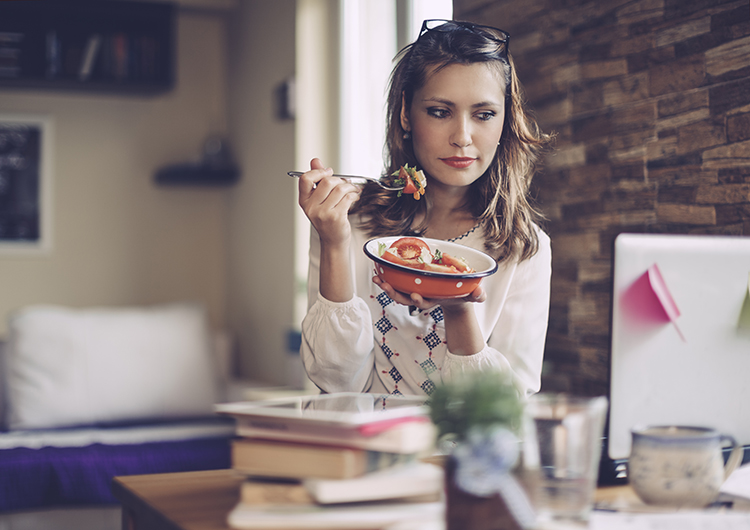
left=608, top=233, right=750, bottom=461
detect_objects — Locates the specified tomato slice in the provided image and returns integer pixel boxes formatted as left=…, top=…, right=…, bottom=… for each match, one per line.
left=381, top=250, right=425, bottom=269
left=432, top=252, right=473, bottom=273
left=394, top=165, right=426, bottom=200
left=389, top=237, right=431, bottom=261
left=402, top=177, right=418, bottom=194
left=403, top=174, right=419, bottom=194
left=423, top=262, right=459, bottom=273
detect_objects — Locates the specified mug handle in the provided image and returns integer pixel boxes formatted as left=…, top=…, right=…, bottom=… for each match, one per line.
left=720, top=434, right=744, bottom=480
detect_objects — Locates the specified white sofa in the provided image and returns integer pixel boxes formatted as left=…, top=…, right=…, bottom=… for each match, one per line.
left=0, top=303, right=240, bottom=528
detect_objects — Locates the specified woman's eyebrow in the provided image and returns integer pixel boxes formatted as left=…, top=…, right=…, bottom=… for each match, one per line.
left=472, top=101, right=502, bottom=109
left=421, top=97, right=502, bottom=108
left=421, top=97, right=455, bottom=106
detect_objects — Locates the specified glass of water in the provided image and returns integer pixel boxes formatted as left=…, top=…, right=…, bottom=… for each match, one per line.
left=519, top=394, right=608, bottom=525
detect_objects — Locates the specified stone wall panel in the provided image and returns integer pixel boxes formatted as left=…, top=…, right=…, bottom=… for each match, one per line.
left=455, top=0, right=750, bottom=396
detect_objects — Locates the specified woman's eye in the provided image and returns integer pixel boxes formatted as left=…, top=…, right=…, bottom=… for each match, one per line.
left=476, top=111, right=496, bottom=121
left=427, top=108, right=450, bottom=119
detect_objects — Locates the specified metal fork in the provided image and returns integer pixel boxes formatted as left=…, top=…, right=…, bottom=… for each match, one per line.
left=287, top=171, right=405, bottom=191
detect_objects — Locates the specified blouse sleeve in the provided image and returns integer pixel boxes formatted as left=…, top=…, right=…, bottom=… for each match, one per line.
left=300, top=228, right=376, bottom=393
left=441, top=231, right=552, bottom=397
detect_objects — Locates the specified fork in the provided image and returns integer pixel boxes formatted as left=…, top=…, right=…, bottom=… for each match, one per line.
left=287, top=171, right=405, bottom=191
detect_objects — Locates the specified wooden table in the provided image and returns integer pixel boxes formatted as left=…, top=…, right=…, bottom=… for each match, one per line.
left=113, top=468, right=649, bottom=530
left=113, top=469, right=244, bottom=530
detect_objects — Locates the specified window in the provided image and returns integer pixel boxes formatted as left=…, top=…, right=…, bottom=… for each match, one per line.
left=338, top=0, right=452, bottom=177
left=293, top=0, right=453, bottom=334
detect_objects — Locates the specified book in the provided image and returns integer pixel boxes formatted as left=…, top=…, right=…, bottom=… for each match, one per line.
left=239, top=478, right=314, bottom=506
left=0, top=31, right=23, bottom=78
left=238, top=475, right=442, bottom=506
left=228, top=462, right=445, bottom=528
left=227, top=499, right=444, bottom=529
left=79, top=34, right=101, bottom=81
left=234, top=417, right=435, bottom=454
left=231, top=438, right=417, bottom=480
left=216, top=393, right=435, bottom=454
left=303, top=462, right=444, bottom=505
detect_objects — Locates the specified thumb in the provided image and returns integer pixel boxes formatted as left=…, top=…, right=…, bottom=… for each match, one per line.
left=310, top=158, right=326, bottom=170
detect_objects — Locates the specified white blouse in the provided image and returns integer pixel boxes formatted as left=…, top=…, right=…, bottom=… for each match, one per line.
left=300, top=217, right=552, bottom=397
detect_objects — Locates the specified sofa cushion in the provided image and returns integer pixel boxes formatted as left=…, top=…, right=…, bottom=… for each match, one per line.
left=5, top=303, right=222, bottom=430
left=0, top=340, right=5, bottom=430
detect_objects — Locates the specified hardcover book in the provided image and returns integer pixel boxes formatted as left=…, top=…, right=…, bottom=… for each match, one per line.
left=216, top=393, right=435, bottom=454
left=231, top=438, right=417, bottom=480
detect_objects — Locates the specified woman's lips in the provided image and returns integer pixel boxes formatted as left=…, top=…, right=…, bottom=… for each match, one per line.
left=440, top=157, right=475, bottom=169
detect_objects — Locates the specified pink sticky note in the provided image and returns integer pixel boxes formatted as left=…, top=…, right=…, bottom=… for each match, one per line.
left=739, top=273, right=750, bottom=331
left=646, top=264, right=681, bottom=322
left=620, top=263, right=685, bottom=341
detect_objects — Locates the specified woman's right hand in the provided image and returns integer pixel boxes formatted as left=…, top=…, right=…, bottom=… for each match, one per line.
left=298, top=158, right=361, bottom=249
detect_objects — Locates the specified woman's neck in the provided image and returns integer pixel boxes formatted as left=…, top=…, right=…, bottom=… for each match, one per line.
left=416, top=183, right=478, bottom=241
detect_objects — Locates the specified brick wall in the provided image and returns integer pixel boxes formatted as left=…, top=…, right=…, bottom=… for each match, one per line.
left=453, top=0, right=750, bottom=396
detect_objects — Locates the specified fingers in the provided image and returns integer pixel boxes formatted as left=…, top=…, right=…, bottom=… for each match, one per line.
left=298, top=159, right=360, bottom=208
left=372, top=275, right=438, bottom=310
left=297, top=158, right=361, bottom=247
left=371, top=276, right=487, bottom=309
left=298, top=162, right=333, bottom=198
left=467, top=285, right=486, bottom=304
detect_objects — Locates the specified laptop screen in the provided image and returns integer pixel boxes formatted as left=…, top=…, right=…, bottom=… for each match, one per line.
left=608, top=233, right=750, bottom=460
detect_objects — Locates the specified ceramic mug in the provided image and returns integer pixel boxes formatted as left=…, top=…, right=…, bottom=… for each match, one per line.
left=628, top=425, right=744, bottom=507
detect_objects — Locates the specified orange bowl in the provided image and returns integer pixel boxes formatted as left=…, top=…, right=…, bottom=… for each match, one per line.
left=364, top=236, right=498, bottom=299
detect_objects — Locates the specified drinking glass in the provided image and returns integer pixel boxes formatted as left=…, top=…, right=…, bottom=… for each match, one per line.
left=519, top=394, right=608, bottom=525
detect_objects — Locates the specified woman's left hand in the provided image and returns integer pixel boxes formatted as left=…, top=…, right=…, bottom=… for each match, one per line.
left=372, top=274, right=486, bottom=311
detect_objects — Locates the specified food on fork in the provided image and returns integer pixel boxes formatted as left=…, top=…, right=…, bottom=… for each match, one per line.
left=393, top=165, right=426, bottom=200
left=378, top=237, right=474, bottom=274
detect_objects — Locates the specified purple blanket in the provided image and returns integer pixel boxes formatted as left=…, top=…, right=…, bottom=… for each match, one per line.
left=0, top=437, right=231, bottom=512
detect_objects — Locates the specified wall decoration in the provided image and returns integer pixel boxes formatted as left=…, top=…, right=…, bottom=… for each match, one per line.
left=0, top=114, right=53, bottom=254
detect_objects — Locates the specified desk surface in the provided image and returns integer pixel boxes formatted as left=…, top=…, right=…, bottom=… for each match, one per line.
left=113, top=469, right=244, bottom=530
left=113, top=469, right=649, bottom=530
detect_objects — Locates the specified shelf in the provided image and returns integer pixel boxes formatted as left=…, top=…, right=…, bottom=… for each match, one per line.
left=0, top=0, right=175, bottom=95
left=154, top=164, right=240, bottom=186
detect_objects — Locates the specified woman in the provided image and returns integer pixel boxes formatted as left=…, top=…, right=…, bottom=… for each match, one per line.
left=297, top=20, right=553, bottom=397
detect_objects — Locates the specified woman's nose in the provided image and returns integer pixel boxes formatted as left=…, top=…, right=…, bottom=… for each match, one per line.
left=450, top=119, right=472, bottom=148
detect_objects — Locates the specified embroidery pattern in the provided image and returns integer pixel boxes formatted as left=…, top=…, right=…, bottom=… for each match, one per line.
left=373, top=288, right=445, bottom=396
left=376, top=292, right=393, bottom=307
left=375, top=316, right=393, bottom=334
left=422, top=330, right=442, bottom=350
left=420, top=357, right=438, bottom=375
left=421, top=379, right=436, bottom=394
left=448, top=223, right=480, bottom=242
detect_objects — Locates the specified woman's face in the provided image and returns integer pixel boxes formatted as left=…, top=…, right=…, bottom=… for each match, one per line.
left=402, top=62, right=506, bottom=190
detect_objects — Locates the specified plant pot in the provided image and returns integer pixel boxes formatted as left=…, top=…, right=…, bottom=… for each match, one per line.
left=445, top=455, right=527, bottom=530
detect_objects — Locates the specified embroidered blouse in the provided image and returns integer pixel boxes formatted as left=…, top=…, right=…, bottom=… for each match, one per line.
left=300, top=215, right=552, bottom=397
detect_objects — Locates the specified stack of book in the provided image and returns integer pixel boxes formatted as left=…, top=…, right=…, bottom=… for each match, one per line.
left=215, top=393, right=445, bottom=529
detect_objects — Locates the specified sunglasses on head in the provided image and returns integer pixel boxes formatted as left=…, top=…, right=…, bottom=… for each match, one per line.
left=418, top=19, right=511, bottom=59
left=417, top=19, right=513, bottom=99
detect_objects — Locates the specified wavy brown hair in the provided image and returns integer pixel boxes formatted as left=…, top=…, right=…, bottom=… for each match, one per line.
left=351, top=20, right=553, bottom=262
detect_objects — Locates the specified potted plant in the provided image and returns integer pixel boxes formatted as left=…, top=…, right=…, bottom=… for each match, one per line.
left=429, top=370, right=535, bottom=530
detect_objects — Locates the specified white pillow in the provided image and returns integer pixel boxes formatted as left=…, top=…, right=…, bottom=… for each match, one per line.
left=5, top=303, right=222, bottom=430
left=0, top=340, right=6, bottom=430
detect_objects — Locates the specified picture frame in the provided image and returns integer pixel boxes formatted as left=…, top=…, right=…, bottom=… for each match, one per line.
left=0, top=113, right=53, bottom=255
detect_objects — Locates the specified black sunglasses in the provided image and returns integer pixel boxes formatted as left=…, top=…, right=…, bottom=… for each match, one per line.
left=418, top=19, right=511, bottom=58
left=417, top=19, right=513, bottom=99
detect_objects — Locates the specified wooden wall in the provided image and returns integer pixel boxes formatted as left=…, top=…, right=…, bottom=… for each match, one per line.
left=453, top=0, right=750, bottom=396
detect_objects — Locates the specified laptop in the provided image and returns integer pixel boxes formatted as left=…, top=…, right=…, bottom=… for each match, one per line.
left=602, top=233, right=750, bottom=484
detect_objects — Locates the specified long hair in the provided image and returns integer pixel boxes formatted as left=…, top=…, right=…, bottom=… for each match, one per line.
left=351, top=21, right=553, bottom=262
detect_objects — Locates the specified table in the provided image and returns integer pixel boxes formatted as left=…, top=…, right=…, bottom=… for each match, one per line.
left=113, top=469, right=244, bottom=530
left=113, top=468, right=647, bottom=530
